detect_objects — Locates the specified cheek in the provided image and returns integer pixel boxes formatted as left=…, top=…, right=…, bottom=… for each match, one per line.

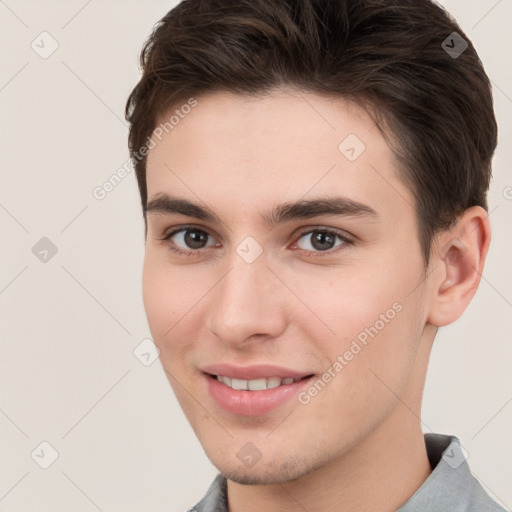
left=292, top=257, right=425, bottom=379
left=290, top=266, right=404, bottom=343
left=142, top=255, right=197, bottom=361
left=142, top=258, right=170, bottom=335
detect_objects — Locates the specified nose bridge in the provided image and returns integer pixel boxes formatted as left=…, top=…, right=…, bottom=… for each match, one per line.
left=206, top=255, right=285, bottom=345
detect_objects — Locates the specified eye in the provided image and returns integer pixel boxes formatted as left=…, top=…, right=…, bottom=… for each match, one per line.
left=294, top=228, right=349, bottom=253
left=160, top=226, right=219, bottom=255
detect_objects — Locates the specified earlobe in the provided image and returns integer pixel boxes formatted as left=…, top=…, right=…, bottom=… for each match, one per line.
left=427, top=206, right=491, bottom=327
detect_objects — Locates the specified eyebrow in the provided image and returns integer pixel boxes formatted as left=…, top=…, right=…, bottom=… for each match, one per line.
left=146, top=193, right=378, bottom=228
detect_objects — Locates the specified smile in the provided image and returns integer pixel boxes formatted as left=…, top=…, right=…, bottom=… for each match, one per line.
left=214, top=375, right=308, bottom=390
left=204, top=371, right=315, bottom=416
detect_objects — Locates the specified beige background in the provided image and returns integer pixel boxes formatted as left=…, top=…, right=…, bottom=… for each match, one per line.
left=1, top=1, right=511, bottom=510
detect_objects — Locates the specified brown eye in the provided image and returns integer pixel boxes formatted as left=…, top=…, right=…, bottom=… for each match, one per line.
left=184, top=229, right=209, bottom=249
left=168, top=228, right=216, bottom=251
left=296, top=229, right=346, bottom=252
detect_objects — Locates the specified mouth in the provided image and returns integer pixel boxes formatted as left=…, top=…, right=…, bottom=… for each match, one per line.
left=202, top=367, right=315, bottom=416
left=207, top=373, right=313, bottom=391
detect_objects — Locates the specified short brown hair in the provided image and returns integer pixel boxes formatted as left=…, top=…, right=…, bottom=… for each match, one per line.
left=125, top=0, right=497, bottom=263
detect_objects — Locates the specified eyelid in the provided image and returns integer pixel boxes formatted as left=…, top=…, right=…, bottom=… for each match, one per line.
left=159, top=223, right=215, bottom=241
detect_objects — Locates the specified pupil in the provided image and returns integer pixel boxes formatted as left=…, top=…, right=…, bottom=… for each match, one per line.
left=185, top=230, right=208, bottom=249
left=312, top=231, right=335, bottom=251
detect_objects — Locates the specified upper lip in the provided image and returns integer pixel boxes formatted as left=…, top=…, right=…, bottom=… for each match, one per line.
left=202, top=364, right=313, bottom=380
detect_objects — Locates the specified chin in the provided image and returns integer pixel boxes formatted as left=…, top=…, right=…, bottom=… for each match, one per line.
left=208, top=451, right=324, bottom=486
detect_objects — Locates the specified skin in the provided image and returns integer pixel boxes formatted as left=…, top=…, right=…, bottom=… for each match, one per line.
left=143, top=88, right=490, bottom=512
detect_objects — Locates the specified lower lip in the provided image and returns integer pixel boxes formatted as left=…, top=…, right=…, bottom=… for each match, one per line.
left=204, top=374, right=314, bottom=416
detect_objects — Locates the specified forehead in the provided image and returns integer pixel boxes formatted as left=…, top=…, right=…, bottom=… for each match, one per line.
left=145, top=89, right=413, bottom=225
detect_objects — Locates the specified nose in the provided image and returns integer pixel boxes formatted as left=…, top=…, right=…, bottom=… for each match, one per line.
left=205, top=258, right=288, bottom=348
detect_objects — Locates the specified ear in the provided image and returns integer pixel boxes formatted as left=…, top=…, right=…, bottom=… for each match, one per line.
left=427, top=206, right=491, bottom=327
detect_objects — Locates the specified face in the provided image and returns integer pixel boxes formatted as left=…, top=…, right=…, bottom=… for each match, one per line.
left=143, top=89, right=435, bottom=484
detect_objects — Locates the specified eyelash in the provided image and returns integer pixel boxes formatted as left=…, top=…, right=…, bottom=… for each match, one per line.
left=158, top=224, right=354, bottom=258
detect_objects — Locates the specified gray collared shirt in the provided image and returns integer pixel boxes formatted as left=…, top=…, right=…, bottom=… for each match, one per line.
left=189, top=434, right=507, bottom=511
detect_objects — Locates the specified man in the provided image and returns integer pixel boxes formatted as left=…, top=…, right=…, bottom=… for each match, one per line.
left=125, top=0, right=505, bottom=510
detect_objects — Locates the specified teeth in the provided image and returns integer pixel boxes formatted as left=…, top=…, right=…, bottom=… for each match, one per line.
left=216, top=375, right=303, bottom=390
left=266, top=377, right=282, bottom=389
left=248, top=378, right=267, bottom=391
left=231, top=378, right=248, bottom=390
left=217, top=375, right=232, bottom=387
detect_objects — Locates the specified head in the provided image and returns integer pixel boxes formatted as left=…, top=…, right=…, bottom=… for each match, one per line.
left=126, top=0, right=497, bottom=484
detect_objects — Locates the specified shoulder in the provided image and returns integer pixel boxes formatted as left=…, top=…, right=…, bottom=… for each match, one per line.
left=398, top=434, right=508, bottom=512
